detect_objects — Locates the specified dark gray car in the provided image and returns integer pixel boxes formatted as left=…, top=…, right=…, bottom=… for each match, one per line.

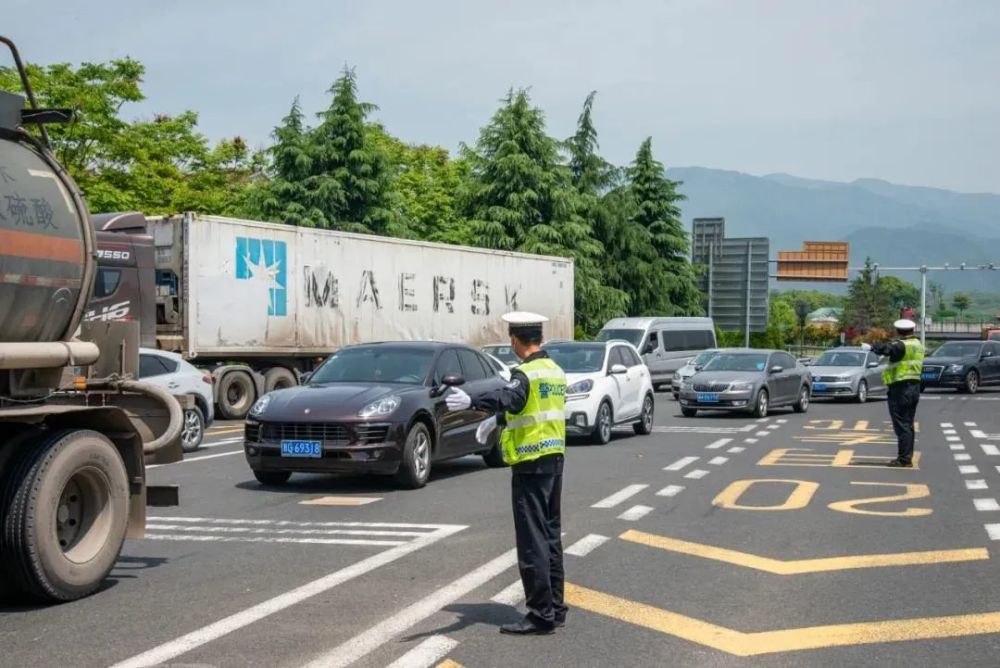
left=678, top=349, right=811, bottom=418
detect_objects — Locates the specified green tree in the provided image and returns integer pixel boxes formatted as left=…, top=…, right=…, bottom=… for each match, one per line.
left=771, top=289, right=845, bottom=313
left=842, top=258, right=893, bottom=332
left=624, top=137, right=702, bottom=315
left=953, top=293, right=972, bottom=319
left=462, top=88, right=627, bottom=333
left=878, top=276, right=920, bottom=313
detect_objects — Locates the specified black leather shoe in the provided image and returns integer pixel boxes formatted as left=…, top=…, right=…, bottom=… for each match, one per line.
left=554, top=618, right=565, bottom=628
left=886, top=458, right=913, bottom=468
left=500, top=620, right=555, bottom=635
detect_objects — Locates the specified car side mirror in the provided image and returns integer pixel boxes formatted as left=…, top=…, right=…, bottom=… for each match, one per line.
left=694, top=365, right=704, bottom=372
left=867, top=361, right=879, bottom=368
left=609, top=364, right=628, bottom=375
left=432, top=374, right=465, bottom=397
left=769, top=365, right=784, bottom=374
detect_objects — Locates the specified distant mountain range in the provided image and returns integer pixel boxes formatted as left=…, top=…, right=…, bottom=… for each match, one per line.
left=666, top=167, right=1000, bottom=292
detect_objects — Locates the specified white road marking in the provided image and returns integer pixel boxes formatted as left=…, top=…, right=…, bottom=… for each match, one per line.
left=960, top=465, right=981, bottom=475
left=618, top=505, right=654, bottom=521
left=727, top=446, right=746, bottom=453
left=982, top=445, right=1000, bottom=456
left=986, top=524, right=1000, bottom=541
left=745, top=438, right=759, bottom=444
left=663, top=456, right=700, bottom=472
left=766, top=423, right=781, bottom=430
left=705, top=438, right=732, bottom=450
left=942, top=429, right=957, bottom=435
left=490, top=580, right=525, bottom=606
left=965, top=422, right=978, bottom=427
left=386, top=635, right=459, bottom=668
left=946, top=436, right=962, bottom=442
left=941, top=422, right=954, bottom=428
left=756, top=417, right=770, bottom=423
left=653, top=426, right=747, bottom=434
left=684, top=469, right=710, bottom=480
left=110, top=524, right=465, bottom=668
left=566, top=534, right=610, bottom=556
left=777, top=419, right=788, bottom=424
left=708, top=456, right=729, bottom=466
left=954, top=454, right=973, bottom=461
left=740, top=424, right=757, bottom=432
left=150, top=516, right=449, bottom=529
left=975, top=499, right=1000, bottom=512
left=300, top=549, right=519, bottom=668
left=950, top=444, right=966, bottom=451
left=204, top=436, right=243, bottom=446
left=755, top=431, right=770, bottom=437
left=145, top=524, right=424, bottom=537
left=656, top=485, right=685, bottom=497
left=967, top=480, right=989, bottom=490
left=146, top=449, right=243, bottom=469
left=592, top=484, right=649, bottom=508
left=144, top=534, right=405, bottom=547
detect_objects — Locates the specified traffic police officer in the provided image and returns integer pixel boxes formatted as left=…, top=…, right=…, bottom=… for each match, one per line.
left=445, top=312, right=567, bottom=635
left=866, top=319, right=925, bottom=467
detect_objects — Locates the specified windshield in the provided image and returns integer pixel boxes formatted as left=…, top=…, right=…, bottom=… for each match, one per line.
left=544, top=343, right=607, bottom=373
left=933, top=342, right=983, bottom=358
left=595, top=328, right=643, bottom=347
left=692, top=350, right=720, bottom=366
left=309, top=347, right=434, bottom=385
left=482, top=345, right=519, bottom=364
left=703, top=353, right=769, bottom=372
left=814, top=351, right=866, bottom=367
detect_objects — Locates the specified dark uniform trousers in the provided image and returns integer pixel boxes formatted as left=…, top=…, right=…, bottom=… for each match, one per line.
left=887, top=381, right=921, bottom=464
left=511, top=453, right=566, bottom=627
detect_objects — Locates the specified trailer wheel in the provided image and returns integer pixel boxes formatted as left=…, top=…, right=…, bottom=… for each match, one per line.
left=0, top=429, right=129, bottom=602
left=264, top=367, right=297, bottom=393
left=217, top=371, right=255, bottom=420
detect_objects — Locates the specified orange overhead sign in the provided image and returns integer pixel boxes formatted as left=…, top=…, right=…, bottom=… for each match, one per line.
left=776, top=241, right=850, bottom=282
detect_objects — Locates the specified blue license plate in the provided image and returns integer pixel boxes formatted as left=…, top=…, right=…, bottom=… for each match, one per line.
left=697, top=392, right=720, bottom=403
left=280, top=440, right=322, bottom=458
left=921, top=372, right=936, bottom=381
left=813, top=383, right=828, bottom=392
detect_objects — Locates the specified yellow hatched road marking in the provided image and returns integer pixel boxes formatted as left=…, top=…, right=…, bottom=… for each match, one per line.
left=619, top=529, right=988, bottom=574
left=758, top=448, right=921, bottom=469
left=565, top=582, right=1000, bottom=656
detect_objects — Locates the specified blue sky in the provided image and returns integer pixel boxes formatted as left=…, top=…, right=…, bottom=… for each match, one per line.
left=7, top=0, right=999, bottom=193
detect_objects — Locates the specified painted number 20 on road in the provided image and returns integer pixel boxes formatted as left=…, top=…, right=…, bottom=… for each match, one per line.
left=713, top=479, right=932, bottom=517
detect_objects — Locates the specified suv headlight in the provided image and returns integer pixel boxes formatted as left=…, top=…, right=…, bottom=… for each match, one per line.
left=249, top=394, right=271, bottom=417
left=729, top=381, right=754, bottom=392
left=568, top=379, right=594, bottom=394
left=947, top=364, right=965, bottom=373
left=358, top=395, right=401, bottom=417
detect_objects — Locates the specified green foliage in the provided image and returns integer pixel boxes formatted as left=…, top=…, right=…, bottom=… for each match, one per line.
left=879, top=276, right=920, bottom=312
left=771, top=289, right=845, bottom=313
left=953, top=293, right=971, bottom=316
left=842, top=258, right=894, bottom=333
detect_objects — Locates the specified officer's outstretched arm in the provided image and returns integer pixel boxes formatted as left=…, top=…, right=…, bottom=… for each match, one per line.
left=871, top=340, right=906, bottom=362
left=470, top=370, right=530, bottom=415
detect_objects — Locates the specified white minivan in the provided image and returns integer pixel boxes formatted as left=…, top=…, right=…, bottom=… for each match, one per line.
left=595, top=317, right=717, bottom=391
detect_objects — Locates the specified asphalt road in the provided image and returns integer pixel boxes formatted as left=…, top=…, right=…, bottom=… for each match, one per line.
left=4, top=388, right=1000, bottom=667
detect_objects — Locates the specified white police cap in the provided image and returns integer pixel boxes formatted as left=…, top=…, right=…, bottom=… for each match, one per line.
left=501, top=311, right=549, bottom=326
left=894, top=319, right=916, bottom=330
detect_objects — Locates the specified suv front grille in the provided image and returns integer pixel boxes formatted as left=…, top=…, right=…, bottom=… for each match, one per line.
left=693, top=382, right=731, bottom=393
left=922, top=365, right=943, bottom=380
left=246, top=422, right=391, bottom=446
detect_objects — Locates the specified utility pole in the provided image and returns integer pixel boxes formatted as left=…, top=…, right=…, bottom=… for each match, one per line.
left=745, top=240, right=752, bottom=347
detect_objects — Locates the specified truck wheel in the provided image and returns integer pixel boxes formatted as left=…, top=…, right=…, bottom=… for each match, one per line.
left=218, top=371, right=255, bottom=420
left=264, top=367, right=297, bottom=393
left=396, top=423, right=432, bottom=489
left=0, top=430, right=129, bottom=602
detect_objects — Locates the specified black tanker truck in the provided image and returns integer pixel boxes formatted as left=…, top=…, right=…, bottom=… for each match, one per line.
left=0, top=37, right=184, bottom=603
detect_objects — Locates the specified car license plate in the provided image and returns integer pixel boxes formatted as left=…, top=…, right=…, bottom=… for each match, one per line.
left=921, top=372, right=936, bottom=381
left=280, top=440, right=322, bottom=458
left=697, top=392, right=720, bottom=403
left=813, top=383, right=828, bottom=392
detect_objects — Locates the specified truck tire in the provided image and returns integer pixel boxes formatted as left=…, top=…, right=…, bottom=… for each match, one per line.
left=264, top=367, right=297, bottom=393
left=217, top=371, right=255, bottom=420
left=0, top=430, right=129, bottom=602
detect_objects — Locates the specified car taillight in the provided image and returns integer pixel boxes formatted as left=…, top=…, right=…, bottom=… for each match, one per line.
left=202, top=374, right=213, bottom=385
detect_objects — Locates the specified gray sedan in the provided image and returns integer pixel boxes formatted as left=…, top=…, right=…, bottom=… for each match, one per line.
left=808, top=348, right=886, bottom=403
left=678, top=349, right=812, bottom=418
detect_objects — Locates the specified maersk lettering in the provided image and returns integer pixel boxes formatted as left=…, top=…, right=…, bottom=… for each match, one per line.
left=299, top=268, right=519, bottom=317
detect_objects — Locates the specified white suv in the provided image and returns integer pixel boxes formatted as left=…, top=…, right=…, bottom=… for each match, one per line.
left=543, top=340, right=655, bottom=445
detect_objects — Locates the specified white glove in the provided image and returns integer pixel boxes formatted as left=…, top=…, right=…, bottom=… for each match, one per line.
left=476, top=415, right=498, bottom=445
left=860, top=343, right=872, bottom=352
left=445, top=387, right=472, bottom=412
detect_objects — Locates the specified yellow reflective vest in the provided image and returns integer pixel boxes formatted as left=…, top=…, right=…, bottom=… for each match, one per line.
left=882, top=337, right=925, bottom=385
left=500, top=357, right=567, bottom=466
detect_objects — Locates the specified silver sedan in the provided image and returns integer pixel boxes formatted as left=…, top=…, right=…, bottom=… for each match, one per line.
left=808, top=347, right=887, bottom=403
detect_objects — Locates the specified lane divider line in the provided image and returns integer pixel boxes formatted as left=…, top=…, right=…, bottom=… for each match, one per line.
left=985, top=524, right=1000, bottom=540
left=386, top=635, right=459, bottom=668
left=656, top=485, right=685, bottom=497
left=708, top=457, right=729, bottom=466
left=592, top=484, right=649, bottom=509
left=110, top=524, right=466, bottom=668
left=727, top=446, right=746, bottom=454
left=974, top=499, right=1000, bottom=512
left=755, top=432, right=771, bottom=438
left=982, top=444, right=1000, bottom=456
left=490, top=580, right=525, bottom=606
left=959, top=465, right=981, bottom=475
left=146, top=449, right=243, bottom=469
left=946, top=436, right=962, bottom=442
left=941, top=422, right=954, bottom=428
left=745, top=438, right=759, bottom=444
left=618, top=505, right=654, bottom=521
left=967, top=480, right=989, bottom=490
left=950, top=444, right=966, bottom=451
left=705, top=438, right=733, bottom=450
left=965, top=422, right=978, bottom=427
left=664, top=456, right=700, bottom=472
left=684, top=469, right=710, bottom=480
left=955, top=454, right=973, bottom=462
left=566, top=534, right=611, bottom=556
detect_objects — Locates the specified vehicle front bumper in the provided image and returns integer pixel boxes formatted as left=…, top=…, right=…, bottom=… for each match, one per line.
left=678, top=389, right=754, bottom=411
left=810, top=379, right=857, bottom=397
left=921, top=373, right=967, bottom=388
left=564, top=393, right=600, bottom=435
left=243, top=420, right=406, bottom=474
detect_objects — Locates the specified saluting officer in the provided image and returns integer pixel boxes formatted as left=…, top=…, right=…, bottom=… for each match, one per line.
left=445, top=312, right=568, bottom=635
left=866, top=319, right=925, bottom=467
